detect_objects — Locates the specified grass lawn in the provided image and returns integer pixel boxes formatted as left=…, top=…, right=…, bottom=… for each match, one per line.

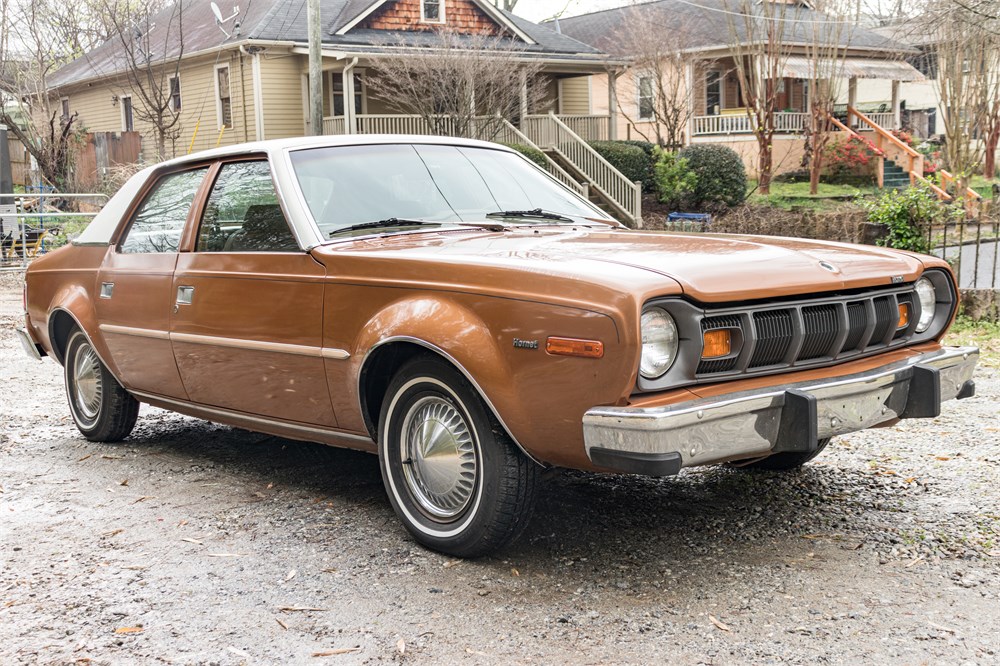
left=944, top=316, right=1000, bottom=369
left=969, top=175, right=999, bottom=199
left=747, top=180, right=877, bottom=210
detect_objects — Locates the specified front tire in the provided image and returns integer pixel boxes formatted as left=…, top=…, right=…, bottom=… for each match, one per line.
left=378, top=357, right=538, bottom=558
left=64, top=329, right=139, bottom=442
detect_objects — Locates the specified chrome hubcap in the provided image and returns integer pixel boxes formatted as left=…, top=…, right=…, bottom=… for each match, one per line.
left=400, top=396, right=477, bottom=520
left=73, top=343, right=103, bottom=421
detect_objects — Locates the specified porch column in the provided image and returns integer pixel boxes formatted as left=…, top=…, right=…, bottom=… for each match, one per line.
left=891, top=80, right=901, bottom=129
left=847, top=77, right=858, bottom=128
left=343, top=58, right=359, bottom=134
left=519, top=70, right=529, bottom=121
left=608, top=69, right=619, bottom=141
left=685, top=61, right=695, bottom=146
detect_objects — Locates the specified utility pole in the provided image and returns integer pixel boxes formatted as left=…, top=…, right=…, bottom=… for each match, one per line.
left=307, top=0, right=323, bottom=136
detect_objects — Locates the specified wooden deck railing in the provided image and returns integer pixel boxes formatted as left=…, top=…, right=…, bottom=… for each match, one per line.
left=494, top=119, right=589, bottom=198
left=522, top=113, right=642, bottom=227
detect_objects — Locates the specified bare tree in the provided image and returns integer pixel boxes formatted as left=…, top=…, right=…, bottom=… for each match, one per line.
left=364, top=29, right=545, bottom=141
left=490, top=0, right=519, bottom=11
left=608, top=6, right=710, bottom=148
left=0, top=0, right=89, bottom=187
left=98, top=0, right=185, bottom=159
left=801, top=0, right=858, bottom=194
left=930, top=1, right=1000, bottom=192
left=722, top=0, right=795, bottom=195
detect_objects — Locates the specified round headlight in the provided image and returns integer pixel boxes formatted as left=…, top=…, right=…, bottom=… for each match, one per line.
left=640, top=307, right=679, bottom=379
left=914, top=277, right=936, bottom=333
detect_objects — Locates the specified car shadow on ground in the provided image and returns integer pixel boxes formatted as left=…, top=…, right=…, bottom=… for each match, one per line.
left=109, top=408, right=893, bottom=580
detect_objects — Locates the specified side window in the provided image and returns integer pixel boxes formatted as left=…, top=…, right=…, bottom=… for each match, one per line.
left=197, top=161, right=299, bottom=252
left=120, top=168, right=208, bottom=253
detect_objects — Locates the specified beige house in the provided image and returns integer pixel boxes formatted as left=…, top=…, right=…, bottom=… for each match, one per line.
left=554, top=0, right=925, bottom=179
left=48, top=0, right=608, bottom=157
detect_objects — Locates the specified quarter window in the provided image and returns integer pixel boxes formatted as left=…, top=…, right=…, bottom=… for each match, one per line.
left=120, top=168, right=208, bottom=253
left=197, top=161, right=298, bottom=252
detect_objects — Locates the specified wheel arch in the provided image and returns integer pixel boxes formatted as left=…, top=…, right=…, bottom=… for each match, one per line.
left=358, top=337, right=540, bottom=466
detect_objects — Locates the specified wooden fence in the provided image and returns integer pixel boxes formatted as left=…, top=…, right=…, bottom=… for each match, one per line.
left=73, top=132, right=142, bottom=190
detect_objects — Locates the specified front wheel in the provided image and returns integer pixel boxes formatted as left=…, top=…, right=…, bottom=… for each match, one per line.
left=378, top=357, right=538, bottom=558
left=64, top=329, right=139, bottom=442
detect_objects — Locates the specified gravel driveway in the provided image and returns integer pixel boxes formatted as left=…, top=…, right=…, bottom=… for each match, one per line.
left=2, top=270, right=998, bottom=665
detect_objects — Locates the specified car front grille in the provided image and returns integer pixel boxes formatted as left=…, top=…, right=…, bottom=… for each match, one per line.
left=693, top=285, right=918, bottom=379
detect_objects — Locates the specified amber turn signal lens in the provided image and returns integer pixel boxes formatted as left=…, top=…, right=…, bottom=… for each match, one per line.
left=546, top=337, right=604, bottom=358
left=702, top=329, right=732, bottom=359
left=897, top=302, right=910, bottom=329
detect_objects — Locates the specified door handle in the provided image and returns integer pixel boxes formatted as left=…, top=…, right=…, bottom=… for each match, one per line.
left=99, top=282, right=114, bottom=299
left=176, top=286, right=194, bottom=305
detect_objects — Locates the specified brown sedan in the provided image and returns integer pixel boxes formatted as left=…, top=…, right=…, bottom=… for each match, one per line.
left=18, top=136, right=979, bottom=557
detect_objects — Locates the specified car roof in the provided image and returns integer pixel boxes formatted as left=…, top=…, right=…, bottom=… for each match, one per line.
left=159, top=134, right=517, bottom=168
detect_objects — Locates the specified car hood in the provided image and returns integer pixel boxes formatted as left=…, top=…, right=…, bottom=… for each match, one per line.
left=318, top=226, right=928, bottom=303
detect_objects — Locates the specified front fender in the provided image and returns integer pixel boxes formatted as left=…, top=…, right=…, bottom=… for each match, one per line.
left=332, top=290, right=633, bottom=469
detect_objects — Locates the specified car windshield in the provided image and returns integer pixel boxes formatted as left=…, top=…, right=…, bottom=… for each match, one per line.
left=288, top=144, right=603, bottom=237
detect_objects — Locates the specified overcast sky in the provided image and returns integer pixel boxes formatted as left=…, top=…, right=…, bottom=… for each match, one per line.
left=512, top=0, right=631, bottom=23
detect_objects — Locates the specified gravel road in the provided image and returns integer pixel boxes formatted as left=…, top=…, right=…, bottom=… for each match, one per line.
left=2, top=270, right=998, bottom=665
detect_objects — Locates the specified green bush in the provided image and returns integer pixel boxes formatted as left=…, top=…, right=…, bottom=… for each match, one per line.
left=502, top=143, right=548, bottom=169
left=652, top=148, right=697, bottom=207
left=678, top=144, right=748, bottom=208
left=859, top=185, right=961, bottom=253
left=589, top=141, right=653, bottom=190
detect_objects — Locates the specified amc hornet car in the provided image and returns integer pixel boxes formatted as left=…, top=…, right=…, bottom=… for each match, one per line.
left=19, top=136, right=979, bottom=557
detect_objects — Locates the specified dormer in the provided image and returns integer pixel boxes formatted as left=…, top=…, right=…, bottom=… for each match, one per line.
left=335, top=0, right=536, bottom=42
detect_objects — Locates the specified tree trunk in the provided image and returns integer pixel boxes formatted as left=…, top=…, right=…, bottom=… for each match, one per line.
left=985, top=124, right=999, bottom=179
left=757, top=130, right=773, bottom=195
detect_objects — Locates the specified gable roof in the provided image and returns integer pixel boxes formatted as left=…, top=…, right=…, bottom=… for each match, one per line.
left=49, top=0, right=605, bottom=89
left=550, top=0, right=914, bottom=56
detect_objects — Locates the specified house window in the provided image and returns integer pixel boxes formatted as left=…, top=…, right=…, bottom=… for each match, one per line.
left=170, top=76, right=182, bottom=112
left=421, top=0, right=443, bottom=23
left=906, top=49, right=937, bottom=79
left=216, top=66, right=232, bottom=128
left=637, top=76, right=655, bottom=120
left=705, top=70, right=722, bottom=115
left=331, top=72, right=363, bottom=117
left=60, top=98, right=70, bottom=120
left=122, top=95, right=134, bottom=131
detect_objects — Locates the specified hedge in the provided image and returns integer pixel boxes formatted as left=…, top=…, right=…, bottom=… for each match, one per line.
left=678, top=144, right=748, bottom=208
left=502, top=143, right=549, bottom=169
left=588, top=141, right=654, bottom=190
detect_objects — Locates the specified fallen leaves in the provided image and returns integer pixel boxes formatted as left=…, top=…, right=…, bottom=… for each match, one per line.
left=275, top=618, right=288, bottom=630
left=285, top=569, right=297, bottom=582
left=396, top=638, right=406, bottom=655
left=905, top=556, right=925, bottom=568
left=312, top=648, right=359, bottom=656
left=278, top=606, right=326, bottom=612
left=206, top=553, right=243, bottom=558
left=114, top=626, right=143, bottom=634
left=132, top=496, right=154, bottom=504
left=709, top=615, right=732, bottom=632
left=180, top=538, right=203, bottom=545
left=227, top=646, right=250, bottom=658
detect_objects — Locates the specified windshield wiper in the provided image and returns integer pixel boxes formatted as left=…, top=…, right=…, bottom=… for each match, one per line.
left=329, top=218, right=441, bottom=237
left=485, top=208, right=573, bottom=222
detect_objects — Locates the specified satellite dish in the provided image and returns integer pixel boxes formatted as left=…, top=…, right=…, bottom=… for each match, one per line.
left=210, top=2, right=241, bottom=38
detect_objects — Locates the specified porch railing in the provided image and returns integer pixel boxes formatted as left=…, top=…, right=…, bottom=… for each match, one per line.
left=693, top=111, right=811, bottom=136
left=322, top=116, right=346, bottom=135
left=494, top=119, right=588, bottom=198
left=522, top=113, right=642, bottom=227
left=557, top=115, right=611, bottom=142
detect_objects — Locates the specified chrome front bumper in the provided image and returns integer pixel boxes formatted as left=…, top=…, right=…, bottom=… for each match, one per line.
left=583, top=346, right=979, bottom=476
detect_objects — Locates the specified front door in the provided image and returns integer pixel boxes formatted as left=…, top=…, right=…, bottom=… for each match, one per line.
left=96, top=166, right=210, bottom=398
left=169, top=159, right=335, bottom=426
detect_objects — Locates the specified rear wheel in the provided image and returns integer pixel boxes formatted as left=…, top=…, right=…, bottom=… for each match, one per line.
left=64, top=329, right=139, bottom=442
left=378, top=357, right=538, bottom=558
left=732, top=438, right=831, bottom=471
